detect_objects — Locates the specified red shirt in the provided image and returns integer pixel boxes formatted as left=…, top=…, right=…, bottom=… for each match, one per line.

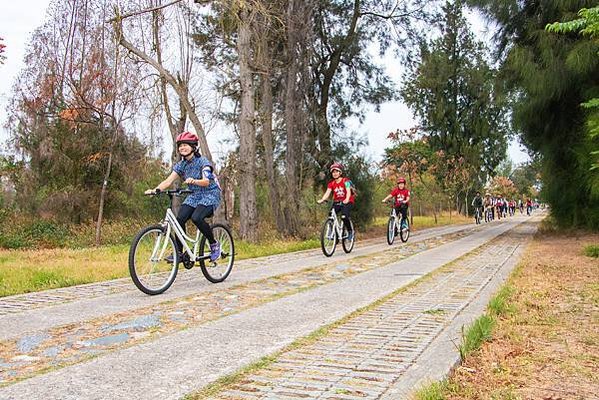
left=328, top=178, right=355, bottom=204
left=390, top=188, right=410, bottom=206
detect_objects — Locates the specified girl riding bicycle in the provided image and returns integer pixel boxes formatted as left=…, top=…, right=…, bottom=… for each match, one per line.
left=382, top=177, right=410, bottom=229
left=317, top=162, right=355, bottom=241
left=145, top=131, right=222, bottom=263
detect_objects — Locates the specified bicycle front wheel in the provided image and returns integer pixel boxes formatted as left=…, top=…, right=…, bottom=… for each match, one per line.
left=342, top=220, right=355, bottom=253
left=320, top=219, right=337, bottom=257
left=129, top=225, right=178, bottom=295
left=400, top=220, right=410, bottom=242
left=387, top=217, right=396, bottom=245
left=199, top=223, right=235, bottom=283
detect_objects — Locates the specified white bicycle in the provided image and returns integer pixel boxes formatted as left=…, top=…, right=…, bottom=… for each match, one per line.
left=320, top=201, right=355, bottom=257
left=386, top=203, right=410, bottom=245
left=129, top=188, right=234, bottom=295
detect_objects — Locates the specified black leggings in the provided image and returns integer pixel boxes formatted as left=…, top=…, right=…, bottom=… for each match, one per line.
left=333, top=202, right=353, bottom=233
left=177, top=204, right=216, bottom=250
left=394, top=204, right=409, bottom=223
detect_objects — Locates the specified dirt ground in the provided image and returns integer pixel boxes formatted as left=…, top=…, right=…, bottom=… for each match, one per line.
left=445, top=231, right=599, bottom=400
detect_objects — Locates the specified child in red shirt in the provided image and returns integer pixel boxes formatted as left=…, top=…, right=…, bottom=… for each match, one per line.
left=382, top=177, right=410, bottom=228
left=317, top=162, right=355, bottom=239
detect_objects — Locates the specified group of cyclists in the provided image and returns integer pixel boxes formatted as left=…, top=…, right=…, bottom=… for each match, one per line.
left=146, top=130, right=537, bottom=265
left=471, top=191, right=536, bottom=224
left=146, top=131, right=414, bottom=262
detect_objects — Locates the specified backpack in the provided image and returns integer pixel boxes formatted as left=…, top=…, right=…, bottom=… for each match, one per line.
left=345, top=178, right=357, bottom=198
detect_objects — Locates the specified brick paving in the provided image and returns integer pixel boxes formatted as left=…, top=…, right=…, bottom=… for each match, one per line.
left=0, top=225, right=477, bottom=385
left=209, top=223, right=532, bottom=400
left=0, top=216, right=535, bottom=400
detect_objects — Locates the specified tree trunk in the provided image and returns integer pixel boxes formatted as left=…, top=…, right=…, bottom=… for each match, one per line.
left=282, top=0, right=303, bottom=236
left=237, top=7, right=258, bottom=242
left=259, top=61, right=285, bottom=232
left=312, top=0, right=361, bottom=167
left=153, top=9, right=183, bottom=213
left=95, top=150, right=113, bottom=246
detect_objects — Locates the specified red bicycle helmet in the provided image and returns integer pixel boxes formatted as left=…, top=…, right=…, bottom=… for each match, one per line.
left=397, top=177, right=406, bottom=184
left=176, top=131, right=199, bottom=146
left=330, top=162, right=343, bottom=173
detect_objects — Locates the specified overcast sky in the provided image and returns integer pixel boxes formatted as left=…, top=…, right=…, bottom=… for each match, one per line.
left=0, top=1, right=530, bottom=165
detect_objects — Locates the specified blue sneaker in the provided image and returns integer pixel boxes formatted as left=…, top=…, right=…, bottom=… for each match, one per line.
left=209, top=241, right=221, bottom=262
left=347, top=231, right=355, bottom=242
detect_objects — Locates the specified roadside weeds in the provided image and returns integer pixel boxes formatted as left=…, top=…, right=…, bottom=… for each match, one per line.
left=414, top=231, right=599, bottom=400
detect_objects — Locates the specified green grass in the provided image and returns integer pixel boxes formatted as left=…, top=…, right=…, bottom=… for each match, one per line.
left=459, top=314, right=495, bottom=360
left=414, top=380, right=448, bottom=400
left=0, top=238, right=324, bottom=297
left=583, top=244, right=599, bottom=258
left=424, top=308, right=446, bottom=315
left=488, top=285, right=515, bottom=317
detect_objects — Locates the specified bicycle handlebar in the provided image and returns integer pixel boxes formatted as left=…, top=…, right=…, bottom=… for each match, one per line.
left=146, top=188, right=193, bottom=196
left=319, top=200, right=348, bottom=207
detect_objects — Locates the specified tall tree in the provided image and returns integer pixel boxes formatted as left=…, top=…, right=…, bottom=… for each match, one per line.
left=468, top=0, right=599, bottom=228
left=6, top=0, right=150, bottom=243
left=401, top=0, right=509, bottom=187
left=112, top=1, right=214, bottom=162
left=236, top=3, right=258, bottom=242
left=308, top=0, right=436, bottom=168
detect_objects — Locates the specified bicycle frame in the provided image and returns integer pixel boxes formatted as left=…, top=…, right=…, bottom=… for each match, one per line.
left=328, top=206, right=345, bottom=238
left=389, top=207, right=399, bottom=231
left=161, top=208, right=211, bottom=262
left=389, top=206, right=409, bottom=229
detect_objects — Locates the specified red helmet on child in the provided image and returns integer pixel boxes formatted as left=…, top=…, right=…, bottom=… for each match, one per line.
left=397, top=177, right=406, bottom=184
left=330, top=162, right=343, bottom=173
left=175, top=131, right=199, bottom=146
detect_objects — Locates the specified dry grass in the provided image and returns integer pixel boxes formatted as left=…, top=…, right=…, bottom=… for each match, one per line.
left=442, top=232, right=599, bottom=400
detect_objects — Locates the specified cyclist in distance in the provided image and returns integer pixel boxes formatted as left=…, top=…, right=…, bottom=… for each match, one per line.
left=317, top=163, right=355, bottom=241
left=495, top=195, right=504, bottom=220
left=484, top=193, right=494, bottom=221
left=471, top=191, right=483, bottom=220
left=382, top=177, right=411, bottom=230
left=145, top=131, right=222, bottom=263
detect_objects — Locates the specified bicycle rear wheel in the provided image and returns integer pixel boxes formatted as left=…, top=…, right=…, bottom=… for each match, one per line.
left=320, top=219, right=337, bottom=257
left=199, top=223, right=235, bottom=283
left=342, top=220, right=355, bottom=253
left=387, top=217, right=396, bottom=245
left=129, top=225, right=178, bottom=295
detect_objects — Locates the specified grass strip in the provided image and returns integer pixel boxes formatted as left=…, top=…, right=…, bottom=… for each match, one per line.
left=583, top=244, right=599, bottom=258
left=414, top=265, right=519, bottom=400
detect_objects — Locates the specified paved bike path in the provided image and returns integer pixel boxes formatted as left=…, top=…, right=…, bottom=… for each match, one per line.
left=0, top=223, right=472, bottom=341
left=0, top=218, right=528, bottom=399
